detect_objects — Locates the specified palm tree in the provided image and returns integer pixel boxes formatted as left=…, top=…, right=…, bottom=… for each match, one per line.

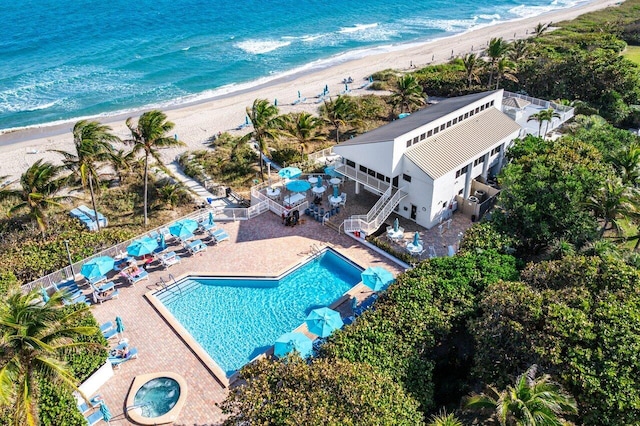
left=509, top=39, right=530, bottom=63
left=585, top=179, right=639, bottom=237
left=390, top=74, right=425, bottom=114
left=321, top=95, right=359, bottom=143
left=0, top=160, right=70, bottom=235
left=428, top=410, right=464, bottom=426
left=240, top=99, right=282, bottom=182
left=51, top=120, right=119, bottom=231
left=283, top=112, right=326, bottom=153
left=110, top=147, right=136, bottom=183
left=494, top=57, right=518, bottom=89
left=126, top=110, right=185, bottom=226
left=609, top=143, right=640, bottom=187
left=462, top=53, right=482, bottom=89
left=487, top=37, right=511, bottom=88
left=533, top=22, right=552, bottom=38
left=0, top=289, right=100, bottom=426
left=527, top=108, right=561, bottom=139
left=465, top=364, right=577, bottom=426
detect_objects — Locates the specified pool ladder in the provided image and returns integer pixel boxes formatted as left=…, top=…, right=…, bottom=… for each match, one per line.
left=309, top=244, right=322, bottom=259
left=126, top=402, right=151, bottom=412
left=158, top=274, right=182, bottom=296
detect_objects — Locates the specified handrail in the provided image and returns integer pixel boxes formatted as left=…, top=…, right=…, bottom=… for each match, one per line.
left=342, top=188, right=407, bottom=235
left=334, top=164, right=390, bottom=193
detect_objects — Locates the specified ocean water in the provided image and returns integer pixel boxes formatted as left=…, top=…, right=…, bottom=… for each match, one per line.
left=0, top=0, right=587, bottom=130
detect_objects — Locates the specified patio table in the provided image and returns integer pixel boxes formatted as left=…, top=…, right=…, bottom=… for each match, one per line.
left=406, top=242, right=424, bottom=256
left=329, top=177, right=341, bottom=185
left=283, top=193, right=305, bottom=207
left=329, top=195, right=342, bottom=207
left=266, top=188, right=281, bottom=198
left=386, top=228, right=404, bottom=240
left=308, top=176, right=319, bottom=185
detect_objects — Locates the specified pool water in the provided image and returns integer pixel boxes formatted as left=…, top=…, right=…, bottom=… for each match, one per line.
left=156, top=249, right=362, bottom=375
left=133, top=377, right=180, bottom=418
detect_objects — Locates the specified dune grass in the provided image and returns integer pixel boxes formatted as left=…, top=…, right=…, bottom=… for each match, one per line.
left=623, top=45, right=640, bottom=65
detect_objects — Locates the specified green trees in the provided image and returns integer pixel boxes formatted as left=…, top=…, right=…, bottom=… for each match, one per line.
left=126, top=110, right=185, bottom=226
left=241, top=99, right=282, bottom=180
left=465, top=365, right=577, bottom=426
left=320, top=95, right=358, bottom=143
left=526, top=108, right=560, bottom=139
left=52, top=120, right=120, bottom=231
left=0, top=160, right=70, bottom=235
left=0, top=289, right=101, bottom=426
left=461, top=53, right=482, bottom=89
left=220, top=356, right=423, bottom=425
left=390, top=74, right=425, bottom=114
left=585, top=178, right=639, bottom=236
left=609, top=143, right=640, bottom=186
left=487, top=37, right=511, bottom=88
left=283, top=111, right=325, bottom=153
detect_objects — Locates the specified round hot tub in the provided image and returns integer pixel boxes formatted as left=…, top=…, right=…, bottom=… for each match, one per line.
left=126, top=372, right=187, bottom=425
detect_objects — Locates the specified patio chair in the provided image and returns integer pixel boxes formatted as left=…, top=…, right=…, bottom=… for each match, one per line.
left=209, top=228, right=230, bottom=244
left=91, top=288, right=120, bottom=304
left=108, top=347, right=138, bottom=368
left=339, top=192, right=347, bottom=206
left=187, top=239, right=207, bottom=254
left=122, top=269, right=149, bottom=284
left=160, top=252, right=181, bottom=269
left=89, top=280, right=115, bottom=294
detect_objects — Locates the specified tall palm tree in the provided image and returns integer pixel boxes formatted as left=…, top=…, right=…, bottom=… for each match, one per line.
left=585, top=179, right=639, bottom=237
left=494, top=57, right=518, bottom=89
left=487, top=37, right=512, bottom=89
left=283, top=112, right=326, bottom=153
left=321, top=95, right=359, bottom=143
left=465, top=364, right=577, bottom=426
left=0, top=289, right=100, bottom=426
left=0, top=160, right=70, bottom=236
left=527, top=108, right=561, bottom=139
left=51, top=120, right=119, bottom=231
left=608, top=143, right=640, bottom=187
left=509, top=39, right=530, bottom=63
left=240, top=99, right=282, bottom=181
left=126, top=110, right=185, bottom=226
left=462, top=53, right=482, bottom=89
left=390, top=74, right=425, bottom=114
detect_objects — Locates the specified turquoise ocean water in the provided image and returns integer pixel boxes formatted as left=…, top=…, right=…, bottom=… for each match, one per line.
left=0, top=0, right=587, bottom=130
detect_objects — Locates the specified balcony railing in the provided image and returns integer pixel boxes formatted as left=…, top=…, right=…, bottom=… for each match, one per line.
left=334, top=164, right=390, bottom=194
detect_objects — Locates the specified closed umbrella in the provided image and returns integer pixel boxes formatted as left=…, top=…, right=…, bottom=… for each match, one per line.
left=393, top=218, right=399, bottom=232
left=169, top=219, right=198, bottom=239
left=127, top=237, right=158, bottom=257
left=245, top=116, right=250, bottom=125
left=99, top=401, right=112, bottom=422
left=316, top=178, right=323, bottom=188
left=208, top=211, right=215, bottom=226
left=297, top=90, right=301, bottom=99
left=115, top=316, right=125, bottom=337
left=158, top=233, right=167, bottom=251
left=413, top=231, right=421, bottom=247
left=361, top=266, right=395, bottom=291
left=333, top=185, right=340, bottom=198
left=81, top=256, right=115, bottom=280
left=286, top=180, right=311, bottom=193
left=274, top=332, right=313, bottom=358
left=278, top=167, right=302, bottom=179
left=40, top=287, right=50, bottom=303
left=274, top=98, right=278, bottom=106
left=305, top=307, right=343, bottom=338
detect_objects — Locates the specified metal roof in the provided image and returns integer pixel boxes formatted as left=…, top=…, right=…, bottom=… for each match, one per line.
left=338, top=90, right=498, bottom=146
left=404, top=108, right=521, bottom=179
left=503, top=97, right=531, bottom=109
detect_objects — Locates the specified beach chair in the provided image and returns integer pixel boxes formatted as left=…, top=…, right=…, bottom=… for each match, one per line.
left=160, top=251, right=181, bottom=269
left=85, top=410, right=104, bottom=426
left=354, top=294, right=379, bottom=317
left=92, top=289, right=120, bottom=305
left=198, top=220, right=215, bottom=232
left=88, top=275, right=107, bottom=286
left=187, top=239, right=207, bottom=254
left=209, top=228, right=230, bottom=244
left=108, top=347, right=138, bottom=368
left=122, top=269, right=149, bottom=284
left=77, top=395, right=102, bottom=414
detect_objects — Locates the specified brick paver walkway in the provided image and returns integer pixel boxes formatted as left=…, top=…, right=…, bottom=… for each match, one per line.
left=86, top=212, right=404, bottom=425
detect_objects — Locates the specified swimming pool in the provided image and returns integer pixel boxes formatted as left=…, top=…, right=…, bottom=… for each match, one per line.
left=153, top=249, right=362, bottom=377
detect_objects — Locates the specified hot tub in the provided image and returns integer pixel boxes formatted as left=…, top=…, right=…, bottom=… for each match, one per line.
left=126, top=372, right=187, bottom=425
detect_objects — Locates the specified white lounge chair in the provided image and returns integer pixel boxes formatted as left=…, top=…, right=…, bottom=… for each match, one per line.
left=159, top=251, right=181, bottom=269
left=209, top=228, right=230, bottom=244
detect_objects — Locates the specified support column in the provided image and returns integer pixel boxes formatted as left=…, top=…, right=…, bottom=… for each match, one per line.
left=496, top=142, right=506, bottom=173
left=481, top=152, right=490, bottom=180
left=463, top=162, right=473, bottom=199
left=355, top=181, right=360, bottom=195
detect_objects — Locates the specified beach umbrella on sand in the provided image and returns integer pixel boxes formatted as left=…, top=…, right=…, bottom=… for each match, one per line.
left=413, top=231, right=421, bottom=247
left=99, top=401, right=112, bottom=422
left=361, top=266, right=395, bottom=292
left=81, top=256, right=115, bottom=280
left=306, top=307, right=343, bottom=338
left=127, top=236, right=158, bottom=257
left=286, top=180, right=311, bottom=193
left=278, top=166, right=302, bottom=179
left=393, top=218, right=399, bottom=232
left=274, top=332, right=313, bottom=358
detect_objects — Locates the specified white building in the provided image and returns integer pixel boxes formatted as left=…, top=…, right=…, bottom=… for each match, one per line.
left=333, top=90, right=522, bottom=231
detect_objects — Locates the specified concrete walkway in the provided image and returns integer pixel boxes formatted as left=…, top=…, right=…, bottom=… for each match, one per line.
left=164, top=162, right=227, bottom=208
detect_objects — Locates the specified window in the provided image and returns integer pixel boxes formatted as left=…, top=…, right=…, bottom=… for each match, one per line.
left=367, top=169, right=375, bottom=177
left=458, top=188, right=464, bottom=195
left=475, top=107, right=479, bottom=113
left=447, top=120, right=452, bottom=128
left=455, top=165, right=468, bottom=178
left=491, top=146, right=501, bottom=156
left=392, top=176, right=399, bottom=187
left=480, top=104, right=485, bottom=111
left=433, top=127, right=439, bottom=135
left=469, top=110, right=474, bottom=116
left=376, top=172, right=385, bottom=181
left=490, top=100, right=494, bottom=106
left=406, top=140, right=412, bottom=148
left=474, top=156, right=485, bottom=167
left=359, top=165, right=367, bottom=173
left=464, top=112, right=469, bottom=119
left=413, top=136, right=419, bottom=144
left=385, top=176, right=391, bottom=183
left=420, top=133, right=426, bottom=140
left=443, top=202, right=447, bottom=208
left=346, top=159, right=355, bottom=168
left=459, top=115, right=464, bottom=121
left=440, top=124, right=445, bottom=131
left=403, top=173, right=412, bottom=182
left=453, top=117, right=458, bottom=124
left=427, top=129, right=433, bottom=137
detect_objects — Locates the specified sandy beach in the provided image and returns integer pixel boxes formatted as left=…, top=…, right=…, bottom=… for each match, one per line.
left=0, top=0, right=620, bottom=181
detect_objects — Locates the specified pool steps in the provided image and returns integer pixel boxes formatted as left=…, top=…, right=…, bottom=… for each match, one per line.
left=155, top=279, right=201, bottom=305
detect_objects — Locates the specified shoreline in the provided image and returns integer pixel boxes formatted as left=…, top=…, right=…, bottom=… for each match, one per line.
left=0, top=0, right=621, bottom=180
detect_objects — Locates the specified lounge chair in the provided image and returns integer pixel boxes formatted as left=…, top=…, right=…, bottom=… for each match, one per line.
left=92, top=289, right=120, bottom=304
left=88, top=275, right=107, bottom=286
left=85, top=410, right=104, bottom=425
left=100, top=321, right=114, bottom=333
left=209, top=228, right=230, bottom=244
left=77, top=395, right=101, bottom=414
left=108, top=347, right=138, bottom=368
left=102, top=327, right=119, bottom=340
left=198, top=220, right=215, bottom=232
left=159, top=252, right=181, bottom=269
left=187, top=239, right=207, bottom=254
left=121, top=269, right=149, bottom=284
left=354, top=294, right=379, bottom=317
left=89, top=280, right=115, bottom=294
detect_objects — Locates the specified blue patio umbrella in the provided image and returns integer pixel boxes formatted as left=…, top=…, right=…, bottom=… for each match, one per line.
left=361, top=266, right=395, bottom=291
left=126, top=237, right=158, bottom=257
left=393, top=218, right=399, bottom=232
left=286, top=180, right=311, bottom=193
left=324, top=166, right=338, bottom=177
left=40, top=287, right=50, bottom=303
left=115, top=316, right=125, bottom=336
left=158, top=233, right=167, bottom=251
left=333, top=185, right=340, bottom=198
left=169, top=219, right=198, bottom=239
left=99, top=401, right=112, bottom=422
left=305, top=307, right=344, bottom=338
left=413, top=231, right=421, bottom=247
left=278, top=166, right=302, bottom=180
left=274, top=332, right=313, bottom=358
left=316, top=177, right=323, bottom=188
left=208, top=211, right=214, bottom=226
left=81, top=256, right=115, bottom=280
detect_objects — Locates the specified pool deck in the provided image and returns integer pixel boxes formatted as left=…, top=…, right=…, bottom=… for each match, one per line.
left=86, top=211, right=405, bottom=425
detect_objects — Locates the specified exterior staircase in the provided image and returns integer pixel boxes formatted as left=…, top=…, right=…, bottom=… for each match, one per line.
left=341, top=186, right=408, bottom=235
